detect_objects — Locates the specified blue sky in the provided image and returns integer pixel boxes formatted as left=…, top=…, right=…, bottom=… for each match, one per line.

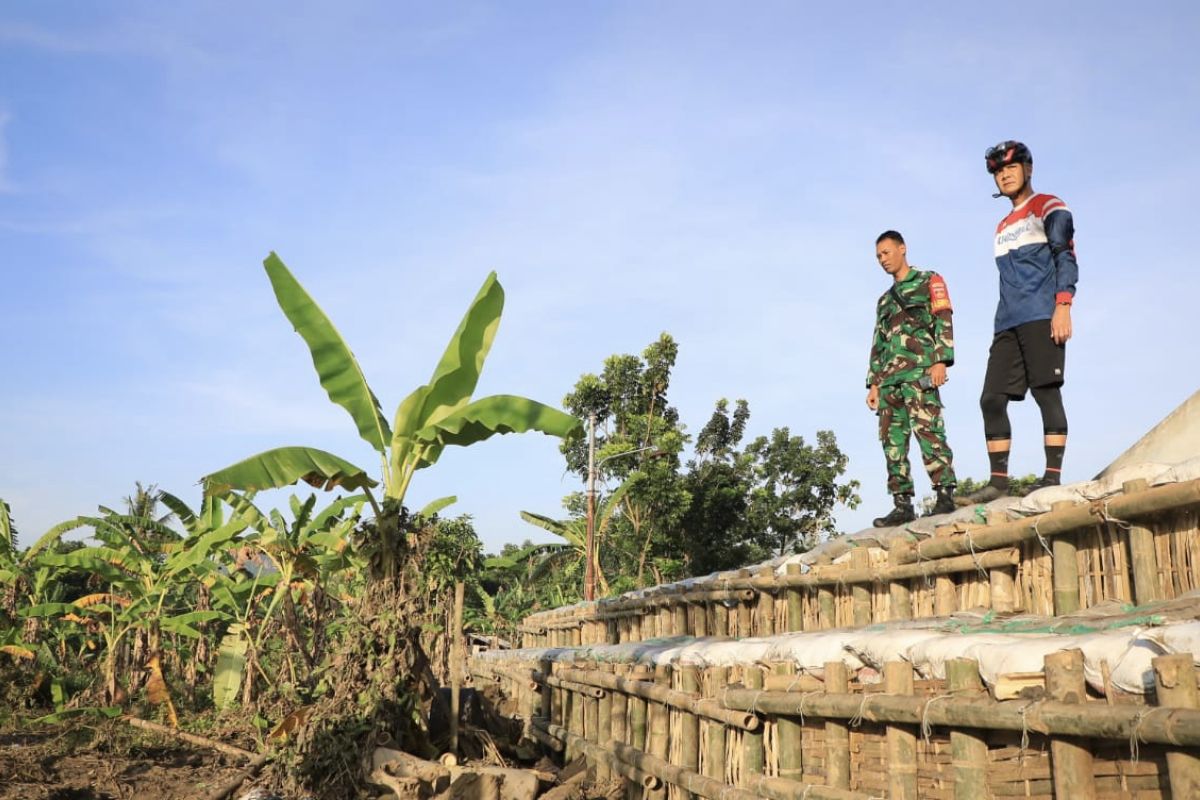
left=2, top=2, right=1198, bottom=553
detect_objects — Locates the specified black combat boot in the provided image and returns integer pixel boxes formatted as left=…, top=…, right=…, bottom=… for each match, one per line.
left=928, top=484, right=956, bottom=516
left=873, top=493, right=916, bottom=528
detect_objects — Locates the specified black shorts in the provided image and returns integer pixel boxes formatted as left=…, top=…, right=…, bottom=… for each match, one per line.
left=982, top=319, right=1065, bottom=399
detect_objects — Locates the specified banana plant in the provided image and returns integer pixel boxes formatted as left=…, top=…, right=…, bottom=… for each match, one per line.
left=206, top=491, right=366, bottom=709
left=21, top=503, right=242, bottom=707
left=200, top=254, right=580, bottom=512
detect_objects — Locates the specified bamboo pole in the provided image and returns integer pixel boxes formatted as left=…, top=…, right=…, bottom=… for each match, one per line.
left=658, top=605, right=673, bottom=638
left=1045, top=649, right=1094, bottom=796
left=850, top=548, right=873, bottom=626
left=1050, top=501, right=1082, bottom=615
left=736, top=569, right=753, bottom=637
left=694, top=600, right=709, bottom=637
left=628, top=666, right=650, bottom=800
left=704, top=666, right=727, bottom=785
left=756, top=566, right=776, bottom=634
left=674, top=602, right=689, bottom=637
left=900, top=478, right=1200, bottom=563
left=888, top=543, right=912, bottom=621
left=884, top=662, right=918, bottom=800
left=824, top=661, right=851, bottom=790
left=539, top=658, right=553, bottom=721
left=741, top=666, right=765, bottom=780
left=567, top=660, right=585, bottom=762
left=1124, top=479, right=1162, bottom=606
left=714, top=601, right=730, bottom=637
left=585, top=674, right=601, bottom=777
left=559, top=667, right=759, bottom=730
left=785, top=564, right=804, bottom=631
left=774, top=663, right=802, bottom=783
left=818, top=582, right=836, bottom=629
left=680, top=665, right=701, bottom=800
left=610, top=739, right=761, bottom=800
left=933, top=525, right=957, bottom=617
left=450, top=580, right=465, bottom=754
left=1153, top=653, right=1200, bottom=798
left=647, top=665, right=670, bottom=800
left=641, top=608, right=655, bottom=641
left=541, top=721, right=661, bottom=791
left=717, top=684, right=1200, bottom=745
left=596, top=664, right=613, bottom=781
left=611, top=664, right=629, bottom=792
left=945, top=658, right=987, bottom=800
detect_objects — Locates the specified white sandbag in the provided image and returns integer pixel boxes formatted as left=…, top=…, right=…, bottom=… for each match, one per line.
left=1142, top=621, right=1200, bottom=663
left=1077, top=630, right=1164, bottom=695
left=684, top=637, right=778, bottom=667
left=904, top=634, right=1019, bottom=680
left=965, top=634, right=1091, bottom=687
left=762, top=631, right=864, bottom=674
left=843, top=629, right=946, bottom=669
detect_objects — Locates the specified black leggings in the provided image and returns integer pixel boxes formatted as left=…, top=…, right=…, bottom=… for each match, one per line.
left=980, top=387, right=1067, bottom=440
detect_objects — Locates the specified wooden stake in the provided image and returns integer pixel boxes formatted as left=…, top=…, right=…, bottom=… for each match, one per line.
left=679, top=665, right=701, bottom=800
left=714, top=600, right=730, bottom=637
left=694, top=601, right=709, bottom=637
left=945, top=658, right=987, bottom=799
left=704, top=666, right=728, bottom=784
left=594, top=664, right=612, bottom=782
left=774, top=663, right=802, bottom=783
left=824, top=661, right=851, bottom=790
left=647, top=665, right=671, bottom=800
left=933, top=525, right=957, bottom=616
left=884, top=662, right=918, bottom=800
left=785, top=563, right=804, bottom=632
left=449, top=581, right=465, bottom=754
left=888, top=544, right=912, bottom=621
left=673, top=601, right=688, bottom=637
left=818, top=582, right=836, bottom=629
left=850, top=549, right=872, bottom=626
left=1123, top=478, right=1162, bottom=606
left=1044, top=649, right=1094, bottom=797
left=742, top=666, right=765, bottom=779
left=1153, top=653, right=1200, bottom=798
left=628, top=666, right=650, bottom=800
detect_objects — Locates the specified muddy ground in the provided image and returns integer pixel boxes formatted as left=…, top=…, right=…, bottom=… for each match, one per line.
left=0, top=728, right=253, bottom=800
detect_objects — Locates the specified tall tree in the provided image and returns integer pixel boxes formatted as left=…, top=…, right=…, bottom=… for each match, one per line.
left=561, top=334, right=691, bottom=588
left=746, top=428, right=860, bottom=555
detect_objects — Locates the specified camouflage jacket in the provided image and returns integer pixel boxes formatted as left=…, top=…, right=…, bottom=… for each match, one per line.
left=867, top=268, right=954, bottom=388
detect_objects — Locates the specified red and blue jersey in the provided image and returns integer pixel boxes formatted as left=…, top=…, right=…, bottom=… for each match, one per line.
left=992, top=193, right=1078, bottom=333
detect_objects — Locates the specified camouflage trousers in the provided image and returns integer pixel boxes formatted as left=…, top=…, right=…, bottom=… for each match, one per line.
left=877, top=382, right=956, bottom=496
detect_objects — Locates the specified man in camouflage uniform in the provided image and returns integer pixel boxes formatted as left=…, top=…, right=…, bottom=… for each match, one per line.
left=866, top=230, right=958, bottom=527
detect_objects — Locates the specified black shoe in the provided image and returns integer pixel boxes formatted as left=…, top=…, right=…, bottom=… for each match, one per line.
left=928, top=485, right=956, bottom=516
left=873, top=495, right=916, bottom=528
left=954, top=483, right=1009, bottom=507
left=1028, top=475, right=1061, bottom=493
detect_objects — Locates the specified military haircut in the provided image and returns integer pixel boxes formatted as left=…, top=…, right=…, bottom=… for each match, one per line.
left=876, top=230, right=905, bottom=246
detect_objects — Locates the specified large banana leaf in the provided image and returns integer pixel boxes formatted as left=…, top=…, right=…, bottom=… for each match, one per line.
left=20, top=518, right=90, bottom=563
left=264, top=252, right=391, bottom=454
left=161, top=610, right=226, bottom=639
left=202, top=446, right=378, bottom=496
left=518, top=511, right=585, bottom=548
left=213, top=623, right=248, bottom=710
left=414, top=395, right=580, bottom=467
left=389, top=272, right=504, bottom=469
left=166, top=517, right=251, bottom=576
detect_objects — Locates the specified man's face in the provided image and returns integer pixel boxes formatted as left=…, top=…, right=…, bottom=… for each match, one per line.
left=876, top=239, right=906, bottom=275
left=993, top=162, right=1029, bottom=197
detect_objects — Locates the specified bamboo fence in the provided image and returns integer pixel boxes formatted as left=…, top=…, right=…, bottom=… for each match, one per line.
left=472, top=650, right=1200, bottom=800
left=521, top=479, right=1200, bottom=648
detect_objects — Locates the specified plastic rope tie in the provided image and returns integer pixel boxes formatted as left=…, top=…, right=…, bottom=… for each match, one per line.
left=1100, top=498, right=1133, bottom=531
left=964, top=530, right=988, bottom=580
left=920, top=693, right=954, bottom=745
left=1017, top=700, right=1039, bottom=758
left=1031, top=516, right=1053, bottom=556
left=1128, top=706, right=1170, bottom=763
left=849, top=692, right=871, bottom=728
left=793, top=691, right=817, bottom=725
left=916, top=546, right=935, bottom=589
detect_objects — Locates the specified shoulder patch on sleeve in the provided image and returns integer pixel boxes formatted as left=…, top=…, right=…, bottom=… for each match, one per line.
left=928, top=273, right=951, bottom=312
